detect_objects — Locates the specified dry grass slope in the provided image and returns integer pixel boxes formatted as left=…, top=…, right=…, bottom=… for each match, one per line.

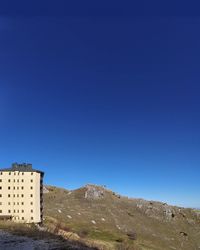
left=43, top=184, right=200, bottom=250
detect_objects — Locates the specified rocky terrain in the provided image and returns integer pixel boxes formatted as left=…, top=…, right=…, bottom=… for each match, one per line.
left=0, top=184, right=199, bottom=250
left=43, top=184, right=200, bottom=250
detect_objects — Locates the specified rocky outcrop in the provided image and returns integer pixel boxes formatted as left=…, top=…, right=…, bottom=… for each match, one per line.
left=135, top=199, right=195, bottom=222
left=43, top=186, right=49, bottom=194
left=84, top=184, right=104, bottom=200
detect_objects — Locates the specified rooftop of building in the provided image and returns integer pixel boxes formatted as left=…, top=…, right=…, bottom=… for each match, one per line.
left=0, top=163, right=44, bottom=175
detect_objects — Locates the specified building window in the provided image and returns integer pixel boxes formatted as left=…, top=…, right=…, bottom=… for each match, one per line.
left=21, top=187, right=24, bottom=190
left=21, top=194, right=24, bottom=198
left=17, top=194, right=19, bottom=197
left=0, top=210, right=2, bottom=213
left=14, top=210, right=15, bottom=213
left=8, top=179, right=11, bottom=182
left=17, top=180, right=19, bottom=182
left=21, top=202, right=24, bottom=205
left=13, top=202, right=15, bottom=205
left=8, top=202, right=10, bottom=205
left=17, top=210, right=19, bottom=213
left=17, top=187, right=19, bottom=190
left=0, top=194, right=2, bottom=197
left=0, top=187, right=2, bottom=190
left=8, top=186, right=10, bottom=190
left=22, top=173, right=24, bottom=175
left=31, top=179, right=33, bottom=182
left=21, top=217, right=24, bottom=220
left=30, top=186, right=33, bottom=189
left=13, top=187, right=15, bottom=190
left=30, top=194, right=33, bottom=197
left=14, top=173, right=16, bottom=175
left=17, top=202, right=19, bottom=205
left=0, top=179, right=2, bottom=182
left=21, top=179, right=24, bottom=182
left=30, top=202, right=33, bottom=205
left=8, top=210, right=11, bottom=213
left=31, top=173, right=33, bottom=175
left=21, top=210, right=24, bottom=213
left=13, top=194, right=15, bottom=197
left=0, top=172, right=2, bottom=175
left=14, top=179, right=15, bottom=182
left=0, top=202, right=2, bottom=205
left=9, top=172, right=11, bottom=175
left=31, top=217, right=33, bottom=220
left=31, top=209, right=33, bottom=213
left=8, top=194, right=10, bottom=197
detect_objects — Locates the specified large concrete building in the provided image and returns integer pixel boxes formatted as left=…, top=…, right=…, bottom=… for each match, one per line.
left=0, top=163, right=44, bottom=223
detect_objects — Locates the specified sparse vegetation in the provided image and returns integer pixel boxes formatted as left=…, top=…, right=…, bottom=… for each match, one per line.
left=0, top=185, right=200, bottom=250
left=43, top=184, right=200, bottom=250
left=0, top=221, right=98, bottom=249
left=126, top=231, right=137, bottom=241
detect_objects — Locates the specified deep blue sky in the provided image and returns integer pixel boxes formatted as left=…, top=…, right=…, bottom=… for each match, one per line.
left=0, top=2, right=200, bottom=207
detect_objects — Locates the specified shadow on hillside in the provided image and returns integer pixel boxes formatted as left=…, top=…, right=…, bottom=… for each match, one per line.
left=0, top=222, right=99, bottom=250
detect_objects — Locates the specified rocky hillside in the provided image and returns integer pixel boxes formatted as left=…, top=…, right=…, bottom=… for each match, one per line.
left=43, top=184, right=200, bottom=250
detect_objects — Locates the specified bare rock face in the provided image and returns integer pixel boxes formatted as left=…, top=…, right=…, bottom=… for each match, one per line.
left=164, top=208, right=175, bottom=221
left=43, top=186, right=49, bottom=194
left=135, top=200, right=179, bottom=221
left=84, top=184, right=104, bottom=200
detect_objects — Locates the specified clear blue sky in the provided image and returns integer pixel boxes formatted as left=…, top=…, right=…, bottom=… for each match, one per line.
left=0, top=1, right=200, bottom=208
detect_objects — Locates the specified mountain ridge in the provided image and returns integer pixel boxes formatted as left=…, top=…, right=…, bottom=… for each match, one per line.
left=45, top=183, right=197, bottom=209
left=43, top=184, right=200, bottom=250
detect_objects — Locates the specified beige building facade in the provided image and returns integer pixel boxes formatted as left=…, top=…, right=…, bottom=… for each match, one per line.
left=0, top=163, right=44, bottom=223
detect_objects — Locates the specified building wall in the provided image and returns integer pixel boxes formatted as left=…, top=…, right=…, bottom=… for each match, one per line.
left=0, top=171, right=43, bottom=223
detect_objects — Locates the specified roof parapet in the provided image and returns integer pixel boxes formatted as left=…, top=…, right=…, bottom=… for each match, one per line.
left=0, top=163, right=44, bottom=175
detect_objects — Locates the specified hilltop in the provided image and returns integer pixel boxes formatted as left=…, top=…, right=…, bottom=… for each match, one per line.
left=43, top=184, right=200, bottom=250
